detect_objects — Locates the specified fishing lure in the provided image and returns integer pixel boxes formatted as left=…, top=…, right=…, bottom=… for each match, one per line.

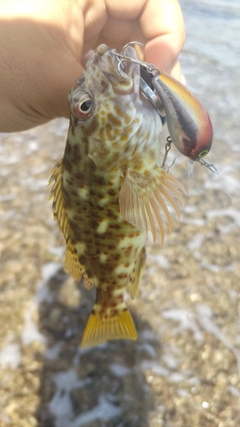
left=151, top=69, right=213, bottom=161
left=115, top=42, right=216, bottom=173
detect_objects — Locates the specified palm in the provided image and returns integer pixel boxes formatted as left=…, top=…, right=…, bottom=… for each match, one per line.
left=0, top=0, right=185, bottom=132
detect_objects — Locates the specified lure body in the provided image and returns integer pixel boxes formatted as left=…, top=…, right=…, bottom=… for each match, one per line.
left=152, top=72, right=213, bottom=161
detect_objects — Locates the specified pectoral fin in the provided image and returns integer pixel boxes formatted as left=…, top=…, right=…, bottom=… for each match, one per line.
left=119, top=165, right=185, bottom=243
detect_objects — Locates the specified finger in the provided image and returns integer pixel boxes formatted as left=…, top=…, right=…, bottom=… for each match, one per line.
left=104, top=0, right=145, bottom=19
left=168, top=59, right=182, bottom=81
left=140, top=0, right=185, bottom=72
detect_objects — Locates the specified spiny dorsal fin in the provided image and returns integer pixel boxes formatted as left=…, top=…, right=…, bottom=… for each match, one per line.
left=49, top=159, right=69, bottom=240
left=49, top=161, right=93, bottom=286
left=119, top=165, right=185, bottom=243
left=81, top=306, right=137, bottom=348
left=127, top=246, right=146, bottom=299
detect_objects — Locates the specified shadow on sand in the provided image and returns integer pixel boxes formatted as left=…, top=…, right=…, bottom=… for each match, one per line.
left=36, top=267, right=162, bottom=427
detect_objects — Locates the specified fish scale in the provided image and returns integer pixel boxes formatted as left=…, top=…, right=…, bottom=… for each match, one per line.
left=63, top=139, right=145, bottom=289
left=49, top=44, right=185, bottom=348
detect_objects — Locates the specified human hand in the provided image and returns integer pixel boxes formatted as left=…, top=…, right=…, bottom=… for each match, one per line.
left=0, top=0, right=185, bottom=132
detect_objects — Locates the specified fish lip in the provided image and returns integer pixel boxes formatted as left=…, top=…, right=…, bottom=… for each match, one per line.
left=106, top=46, right=140, bottom=82
left=97, top=47, right=141, bottom=95
left=84, top=44, right=140, bottom=86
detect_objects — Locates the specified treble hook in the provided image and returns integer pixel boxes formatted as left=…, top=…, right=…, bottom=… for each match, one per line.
left=111, top=49, right=139, bottom=78
left=111, top=42, right=157, bottom=74
left=121, top=41, right=145, bottom=52
left=121, top=42, right=160, bottom=75
left=196, top=158, right=219, bottom=175
left=161, top=136, right=172, bottom=168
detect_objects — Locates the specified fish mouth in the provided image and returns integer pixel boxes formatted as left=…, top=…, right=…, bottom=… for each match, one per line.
left=111, top=45, right=140, bottom=81
left=89, top=44, right=140, bottom=91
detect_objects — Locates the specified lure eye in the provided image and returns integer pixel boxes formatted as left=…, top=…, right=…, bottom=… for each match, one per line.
left=197, top=149, right=209, bottom=158
left=70, top=90, right=93, bottom=120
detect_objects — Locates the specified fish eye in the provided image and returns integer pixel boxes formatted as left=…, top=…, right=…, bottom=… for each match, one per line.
left=75, top=96, right=92, bottom=118
left=79, top=98, right=92, bottom=113
left=198, top=149, right=209, bottom=158
left=71, top=90, right=92, bottom=119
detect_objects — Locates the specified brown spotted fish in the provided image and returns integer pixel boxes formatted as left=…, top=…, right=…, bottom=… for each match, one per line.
left=49, top=44, right=185, bottom=348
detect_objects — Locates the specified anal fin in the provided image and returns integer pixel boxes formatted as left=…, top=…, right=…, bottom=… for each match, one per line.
left=64, top=241, right=94, bottom=288
left=81, top=306, right=137, bottom=349
left=64, top=241, right=84, bottom=282
left=127, top=247, right=146, bottom=299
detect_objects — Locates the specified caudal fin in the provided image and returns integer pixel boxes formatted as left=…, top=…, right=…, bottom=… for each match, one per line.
left=81, top=306, right=137, bottom=349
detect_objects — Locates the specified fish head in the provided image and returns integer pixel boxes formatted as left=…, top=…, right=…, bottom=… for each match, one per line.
left=68, top=44, right=145, bottom=171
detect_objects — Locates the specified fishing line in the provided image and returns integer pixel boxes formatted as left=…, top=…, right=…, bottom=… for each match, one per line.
left=188, top=156, right=240, bottom=200
left=215, top=166, right=240, bottom=200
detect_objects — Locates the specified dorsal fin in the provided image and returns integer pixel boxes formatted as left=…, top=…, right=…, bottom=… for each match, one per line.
left=49, top=159, right=69, bottom=240
left=49, top=160, right=93, bottom=286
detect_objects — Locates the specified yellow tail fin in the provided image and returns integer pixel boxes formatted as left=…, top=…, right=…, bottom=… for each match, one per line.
left=81, top=307, right=137, bottom=349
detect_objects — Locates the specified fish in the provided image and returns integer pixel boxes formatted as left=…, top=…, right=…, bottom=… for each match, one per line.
left=49, top=44, right=185, bottom=349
